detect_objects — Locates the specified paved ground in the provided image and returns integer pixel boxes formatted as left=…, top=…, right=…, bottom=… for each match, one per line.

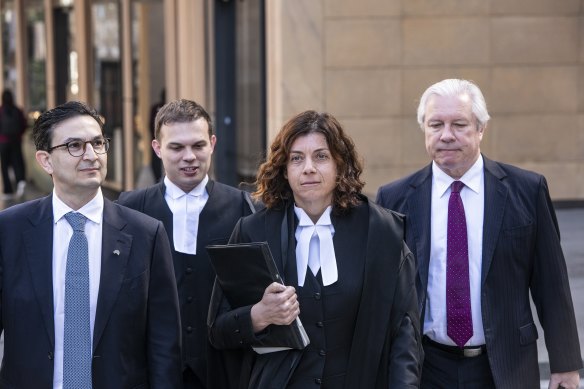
left=0, top=182, right=583, bottom=386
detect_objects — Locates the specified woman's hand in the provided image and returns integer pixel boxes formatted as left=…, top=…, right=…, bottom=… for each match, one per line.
left=250, top=282, right=300, bottom=333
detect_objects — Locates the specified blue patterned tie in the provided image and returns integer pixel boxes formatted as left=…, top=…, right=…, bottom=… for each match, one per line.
left=446, top=181, right=473, bottom=348
left=63, top=212, right=92, bottom=388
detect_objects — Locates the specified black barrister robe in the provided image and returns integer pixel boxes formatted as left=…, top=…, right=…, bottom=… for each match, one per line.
left=208, top=196, right=422, bottom=388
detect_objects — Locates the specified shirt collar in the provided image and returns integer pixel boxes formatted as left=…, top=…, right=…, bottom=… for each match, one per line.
left=164, top=175, right=209, bottom=199
left=432, top=154, right=484, bottom=198
left=294, top=205, right=333, bottom=227
left=52, top=188, right=104, bottom=225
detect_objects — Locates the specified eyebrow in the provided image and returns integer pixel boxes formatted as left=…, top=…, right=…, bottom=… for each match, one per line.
left=290, top=147, right=329, bottom=154
left=167, top=140, right=207, bottom=147
left=58, top=135, right=104, bottom=143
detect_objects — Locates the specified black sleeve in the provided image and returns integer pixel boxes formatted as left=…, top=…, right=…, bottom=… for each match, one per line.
left=387, top=242, right=423, bottom=388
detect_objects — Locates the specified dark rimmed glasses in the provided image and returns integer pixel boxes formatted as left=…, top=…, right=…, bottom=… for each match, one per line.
left=48, top=138, right=111, bottom=157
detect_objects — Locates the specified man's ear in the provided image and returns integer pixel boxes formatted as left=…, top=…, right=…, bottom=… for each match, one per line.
left=35, top=150, right=54, bottom=175
left=152, top=139, right=162, bottom=158
left=210, top=134, right=217, bottom=153
left=477, top=120, right=487, bottom=133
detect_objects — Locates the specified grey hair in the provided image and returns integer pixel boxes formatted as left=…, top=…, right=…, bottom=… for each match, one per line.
left=416, top=79, right=490, bottom=130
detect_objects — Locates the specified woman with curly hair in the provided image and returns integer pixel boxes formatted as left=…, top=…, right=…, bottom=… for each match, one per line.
left=208, top=110, right=422, bottom=388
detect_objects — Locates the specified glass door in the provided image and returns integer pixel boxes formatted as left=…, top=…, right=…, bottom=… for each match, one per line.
left=130, top=0, right=165, bottom=188
left=25, top=0, right=46, bottom=113
left=91, top=0, right=123, bottom=188
left=2, top=1, right=18, bottom=93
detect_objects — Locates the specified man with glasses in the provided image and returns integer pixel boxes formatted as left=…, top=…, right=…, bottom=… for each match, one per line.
left=48, top=137, right=110, bottom=156
left=0, top=101, right=182, bottom=388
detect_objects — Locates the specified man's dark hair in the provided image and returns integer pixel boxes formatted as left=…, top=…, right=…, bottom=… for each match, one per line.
left=32, top=101, right=104, bottom=151
left=154, top=99, right=213, bottom=140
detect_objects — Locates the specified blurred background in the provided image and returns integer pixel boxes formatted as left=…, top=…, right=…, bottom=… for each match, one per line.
left=1, top=0, right=583, bottom=200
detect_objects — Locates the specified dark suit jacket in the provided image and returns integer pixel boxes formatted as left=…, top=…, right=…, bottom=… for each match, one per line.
left=118, top=180, right=255, bottom=384
left=208, top=198, right=422, bottom=388
left=0, top=195, right=182, bottom=389
left=376, top=155, right=583, bottom=389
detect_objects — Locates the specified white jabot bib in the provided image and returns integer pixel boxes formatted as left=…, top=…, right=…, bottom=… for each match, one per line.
left=294, top=205, right=338, bottom=287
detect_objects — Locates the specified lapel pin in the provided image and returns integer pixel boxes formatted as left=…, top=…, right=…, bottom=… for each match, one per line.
left=113, top=249, right=120, bottom=256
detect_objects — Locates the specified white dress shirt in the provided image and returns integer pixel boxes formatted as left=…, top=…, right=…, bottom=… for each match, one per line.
left=52, top=189, right=103, bottom=389
left=424, top=156, right=486, bottom=346
left=294, top=205, right=338, bottom=287
left=164, top=175, right=209, bottom=255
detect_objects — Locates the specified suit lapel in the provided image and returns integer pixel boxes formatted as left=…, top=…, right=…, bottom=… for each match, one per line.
left=198, top=180, right=220, bottom=243
left=24, top=195, right=56, bottom=347
left=93, top=200, right=132, bottom=351
left=406, top=165, right=433, bottom=302
left=481, top=156, right=508, bottom=285
left=345, top=200, right=401, bottom=388
left=146, top=182, right=172, bottom=238
left=265, top=206, right=293, bottom=285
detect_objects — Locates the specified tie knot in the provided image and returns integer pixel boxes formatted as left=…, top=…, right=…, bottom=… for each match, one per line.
left=64, top=212, right=87, bottom=232
left=314, top=224, right=332, bottom=238
left=451, top=181, right=465, bottom=193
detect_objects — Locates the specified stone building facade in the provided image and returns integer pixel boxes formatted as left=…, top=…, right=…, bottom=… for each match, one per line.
left=266, top=0, right=584, bottom=200
left=2, top=0, right=583, bottom=200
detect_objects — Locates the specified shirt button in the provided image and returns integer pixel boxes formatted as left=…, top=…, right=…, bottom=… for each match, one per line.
left=47, top=352, right=53, bottom=360
left=316, top=321, right=323, bottom=328
left=314, top=292, right=321, bottom=300
left=187, top=296, right=193, bottom=303
left=186, top=326, right=193, bottom=333
left=314, top=378, right=322, bottom=385
left=318, top=349, right=326, bottom=357
left=186, top=267, right=193, bottom=274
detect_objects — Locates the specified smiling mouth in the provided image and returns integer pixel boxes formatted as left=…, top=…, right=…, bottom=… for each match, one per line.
left=181, top=167, right=199, bottom=173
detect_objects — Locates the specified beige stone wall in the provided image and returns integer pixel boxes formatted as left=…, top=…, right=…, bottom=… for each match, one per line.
left=266, top=0, right=584, bottom=200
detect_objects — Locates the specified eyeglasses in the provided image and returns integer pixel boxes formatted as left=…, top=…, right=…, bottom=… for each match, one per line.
left=48, top=138, right=111, bottom=157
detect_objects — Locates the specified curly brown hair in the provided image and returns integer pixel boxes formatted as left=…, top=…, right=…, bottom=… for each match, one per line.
left=253, top=110, right=364, bottom=212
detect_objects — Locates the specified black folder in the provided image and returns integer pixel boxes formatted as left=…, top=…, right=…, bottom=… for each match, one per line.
left=206, top=242, right=310, bottom=353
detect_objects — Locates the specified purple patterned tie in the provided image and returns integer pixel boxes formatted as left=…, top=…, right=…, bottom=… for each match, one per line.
left=446, top=181, right=473, bottom=348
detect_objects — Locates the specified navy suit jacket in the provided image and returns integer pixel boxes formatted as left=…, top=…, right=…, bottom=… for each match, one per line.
left=376, top=155, right=582, bottom=388
left=0, top=195, right=182, bottom=389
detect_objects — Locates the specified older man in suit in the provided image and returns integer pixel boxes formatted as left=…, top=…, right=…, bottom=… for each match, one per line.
left=377, top=79, right=582, bottom=389
left=0, top=101, right=181, bottom=388
left=118, top=99, right=256, bottom=389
